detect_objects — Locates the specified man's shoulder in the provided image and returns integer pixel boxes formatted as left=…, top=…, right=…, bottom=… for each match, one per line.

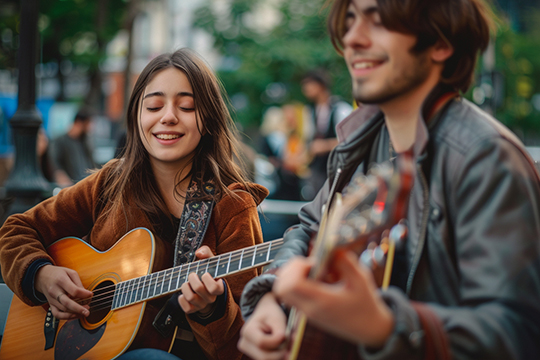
left=436, top=98, right=525, bottom=154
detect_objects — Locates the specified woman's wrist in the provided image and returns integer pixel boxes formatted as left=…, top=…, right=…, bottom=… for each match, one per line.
left=197, top=301, right=217, bottom=319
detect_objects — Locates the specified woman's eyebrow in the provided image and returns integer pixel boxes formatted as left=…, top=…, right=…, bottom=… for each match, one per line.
left=143, top=91, right=193, bottom=100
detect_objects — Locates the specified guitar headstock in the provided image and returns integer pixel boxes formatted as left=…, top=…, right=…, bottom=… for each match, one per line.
left=309, top=151, right=414, bottom=279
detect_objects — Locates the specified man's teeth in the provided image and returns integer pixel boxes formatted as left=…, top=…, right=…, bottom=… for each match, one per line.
left=156, top=134, right=180, bottom=140
left=353, top=62, right=377, bottom=69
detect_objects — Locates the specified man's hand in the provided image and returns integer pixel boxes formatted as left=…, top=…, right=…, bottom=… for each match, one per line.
left=35, top=265, right=93, bottom=320
left=178, top=246, right=225, bottom=315
left=273, top=251, right=395, bottom=348
left=238, top=292, right=287, bottom=360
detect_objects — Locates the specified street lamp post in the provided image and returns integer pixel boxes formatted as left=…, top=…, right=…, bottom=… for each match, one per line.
left=3, top=0, right=50, bottom=217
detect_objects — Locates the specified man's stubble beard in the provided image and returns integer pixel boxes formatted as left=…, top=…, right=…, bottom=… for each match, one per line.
left=352, top=52, right=432, bottom=105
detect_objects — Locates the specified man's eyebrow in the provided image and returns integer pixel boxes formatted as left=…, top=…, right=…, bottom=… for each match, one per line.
left=143, top=91, right=193, bottom=99
left=361, top=6, right=379, bottom=16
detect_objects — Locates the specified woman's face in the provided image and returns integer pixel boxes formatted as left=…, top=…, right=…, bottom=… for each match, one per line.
left=138, top=67, right=203, bottom=171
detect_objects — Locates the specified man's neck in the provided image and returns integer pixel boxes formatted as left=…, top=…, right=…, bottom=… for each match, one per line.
left=68, top=124, right=82, bottom=139
left=379, top=75, right=440, bottom=153
left=316, top=91, right=331, bottom=106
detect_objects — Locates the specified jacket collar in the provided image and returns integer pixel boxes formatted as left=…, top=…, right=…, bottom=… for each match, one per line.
left=335, top=83, right=458, bottom=159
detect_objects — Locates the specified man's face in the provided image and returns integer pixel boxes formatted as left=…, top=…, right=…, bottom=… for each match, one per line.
left=343, top=0, right=432, bottom=105
left=301, top=80, right=325, bottom=102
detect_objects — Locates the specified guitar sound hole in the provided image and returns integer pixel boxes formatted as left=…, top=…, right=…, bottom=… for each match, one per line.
left=86, top=280, right=114, bottom=324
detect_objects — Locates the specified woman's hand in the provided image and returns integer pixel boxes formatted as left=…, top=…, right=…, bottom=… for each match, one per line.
left=178, top=246, right=225, bottom=315
left=35, top=264, right=93, bottom=320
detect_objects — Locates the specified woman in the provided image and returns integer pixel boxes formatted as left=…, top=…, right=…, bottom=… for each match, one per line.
left=0, top=49, right=267, bottom=360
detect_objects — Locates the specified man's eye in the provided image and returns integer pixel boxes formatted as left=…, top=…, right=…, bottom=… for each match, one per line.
left=344, top=12, right=355, bottom=31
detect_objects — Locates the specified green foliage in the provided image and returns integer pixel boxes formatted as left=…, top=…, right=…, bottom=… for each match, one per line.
left=193, top=0, right=351, bottom=131
left=39, top=0, right=127, bottom=70
left=0, top=1, right=19, bottom=70
left=490, top=9, right=540, bottom=141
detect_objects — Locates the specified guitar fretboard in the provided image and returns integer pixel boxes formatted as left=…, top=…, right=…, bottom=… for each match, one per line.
left=111, top=239, right=284, bottom=309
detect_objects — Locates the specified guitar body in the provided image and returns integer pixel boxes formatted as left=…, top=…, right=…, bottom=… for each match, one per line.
left=289, top=321, right=361, bottom=360
left=0, top=228, right=175, bottom=360
left=285, top=153, right=414, bottom=360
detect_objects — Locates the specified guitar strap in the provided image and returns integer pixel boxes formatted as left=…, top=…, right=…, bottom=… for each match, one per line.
left=173, top=180, right=216, bottom=266
left=153, top=179, right=216, bottom=339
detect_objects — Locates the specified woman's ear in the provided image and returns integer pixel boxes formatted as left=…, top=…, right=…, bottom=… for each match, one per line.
left=431, top=39, right=454, bottom=63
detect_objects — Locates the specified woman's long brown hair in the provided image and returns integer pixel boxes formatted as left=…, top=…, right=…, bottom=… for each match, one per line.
left=98, top=48, right=252, bottom=225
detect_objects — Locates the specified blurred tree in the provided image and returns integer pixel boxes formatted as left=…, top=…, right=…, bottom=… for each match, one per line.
left=0, top=0, right=128, bottom=111
left=193, top=0, right=351, bottom=133
left=0, top=0, right=19, bottom=71
left=39, top=0, right=127, bottom=108
left=491, top=7, right=540, bottom=142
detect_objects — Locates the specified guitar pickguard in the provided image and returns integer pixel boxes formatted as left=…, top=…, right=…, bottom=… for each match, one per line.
left=54, top=320, right=106, bottom=360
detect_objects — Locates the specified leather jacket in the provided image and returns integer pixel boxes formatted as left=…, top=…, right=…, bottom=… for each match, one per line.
left=241, top=87, right=540, bottom=360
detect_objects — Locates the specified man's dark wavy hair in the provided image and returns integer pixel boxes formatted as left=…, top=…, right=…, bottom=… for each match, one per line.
left=327, top=0, right=496, bottom=93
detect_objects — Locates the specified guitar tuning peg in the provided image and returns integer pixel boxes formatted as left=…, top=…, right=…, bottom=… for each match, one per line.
left=359, top=248, right=374, bottom=268
left=339, top=224, right=356, bottom=241
left=389, top=222, right=408, bottom=250
left=372, top=246, right=386, bottom=267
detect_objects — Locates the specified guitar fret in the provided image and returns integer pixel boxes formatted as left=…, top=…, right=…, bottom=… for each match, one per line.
left=112, top=283, right=121, bottom=309
left=176, top=265, right=184, bottom=289
left=266, top=242, right=272, bottom=262
left=226, top=252, right=231, bottom=274
left=152, top=273, right=158, bottom=297
left=214, top=257, right=220, bottom=277
left=185, top=263, right=192, bottom=283
left=135, top=277, right=142, bottom=303
left=124, top=279, right=134, bottom=306
left=130, top=278, right=139, bottom=304
left=125, top=279, right=135, bottom=305
left=239, top=249, right=244, bottom=270
left=251, top=244, right=257, bottom=266
left=141, top=274, right=149, bottom=300
left=195, top=261, right=200, bottom=279
left=158, top=270, right=166, bottom=295
left=166, top=268, right=173, bottom=293
left=171, top=267, right=179, bottom=292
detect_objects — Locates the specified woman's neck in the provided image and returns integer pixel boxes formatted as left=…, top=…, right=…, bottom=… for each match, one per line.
left=152, top=161, right=193, bottom=218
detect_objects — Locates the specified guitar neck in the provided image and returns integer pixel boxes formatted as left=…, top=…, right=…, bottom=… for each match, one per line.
left=111, top=238, right=284, bottom=309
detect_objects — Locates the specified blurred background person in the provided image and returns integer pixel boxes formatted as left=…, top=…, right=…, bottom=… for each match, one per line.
left=50, top=109, right=96, bottom=184
left=37, top=128, right=72, bottom=187
left=301, top=69, right=353, bottom=199
left=258, top=104, right=309, bottom=201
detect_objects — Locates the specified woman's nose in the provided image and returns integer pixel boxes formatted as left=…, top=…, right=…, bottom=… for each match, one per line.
left=160, top=108, right=179, bottom=125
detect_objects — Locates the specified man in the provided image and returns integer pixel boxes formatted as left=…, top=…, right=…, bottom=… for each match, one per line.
left=51, top=109, right=96, bottom=184
left=301, top=70, right=353, bottom=199
left=238, top=0, right=540, bottom=359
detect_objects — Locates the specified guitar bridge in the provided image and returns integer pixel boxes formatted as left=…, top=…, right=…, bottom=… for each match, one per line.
left=43, top=307, right=59, bottom=350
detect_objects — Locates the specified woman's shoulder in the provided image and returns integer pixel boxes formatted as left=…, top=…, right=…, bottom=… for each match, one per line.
left=225, top=182, right=269, bottom=206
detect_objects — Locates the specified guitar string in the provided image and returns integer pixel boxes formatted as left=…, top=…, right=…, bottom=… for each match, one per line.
left=87, top=239, right=285, bottom=313
left=85, top=244, right=279, bottom=313
left=71, top=239, right=285, bottom=313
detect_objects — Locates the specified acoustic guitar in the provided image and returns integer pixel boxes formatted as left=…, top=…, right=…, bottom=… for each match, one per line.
left=285, top=151, right=414, bottom=360
left=0, top=228, right=284, bottom=360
